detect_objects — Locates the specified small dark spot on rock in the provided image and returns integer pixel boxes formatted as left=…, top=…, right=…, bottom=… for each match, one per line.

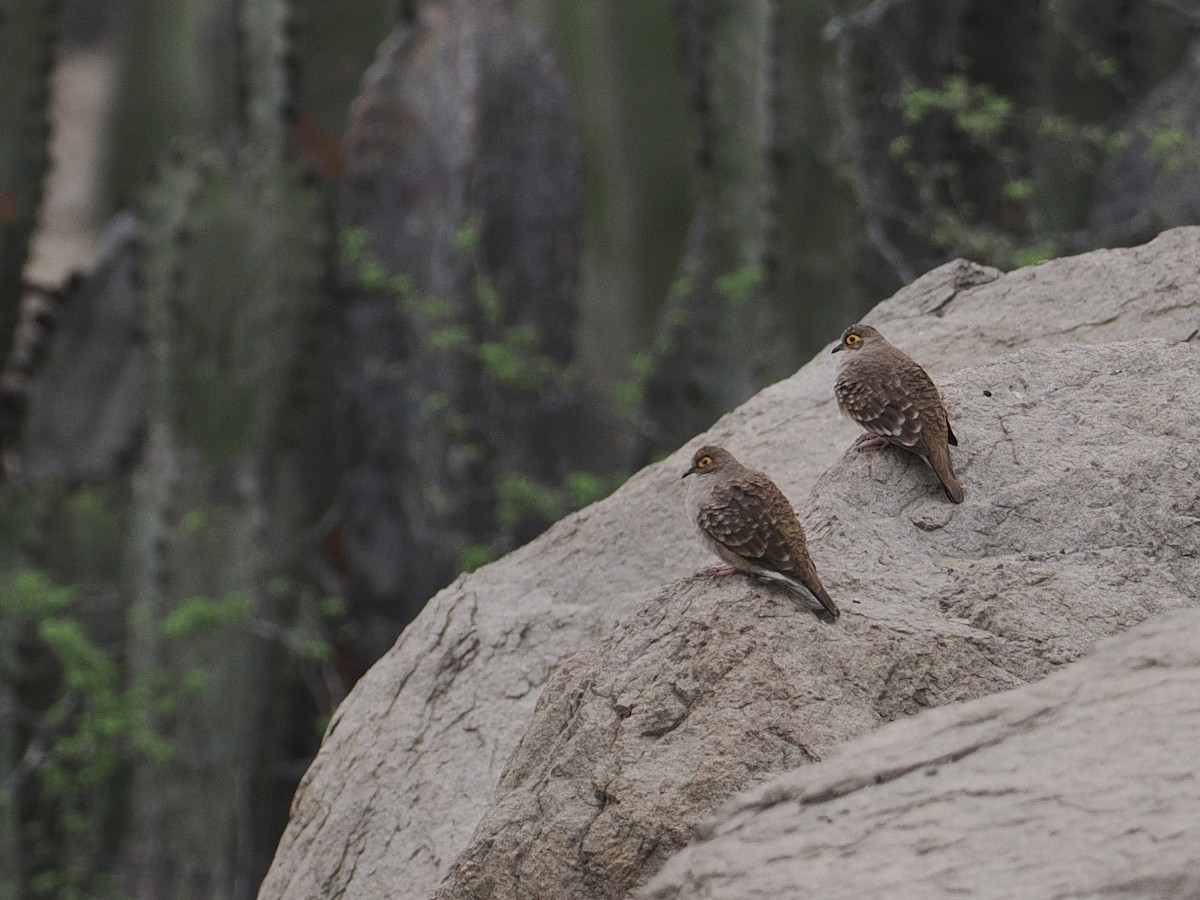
left=983, top=390, right=992, bottom=397
left=912, top=517, right=945, bottom=532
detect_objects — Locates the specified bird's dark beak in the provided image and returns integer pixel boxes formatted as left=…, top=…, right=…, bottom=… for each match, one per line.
left=831, top=344, right=842, bottom=354
left=681, top=465, right=697, bottom=479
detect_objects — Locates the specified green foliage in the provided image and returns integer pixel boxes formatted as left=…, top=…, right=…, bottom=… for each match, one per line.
left=319, top=596, right=347, bottom=619
left=428, top=325, right=473, bottom=352
left=474, top=275, right=504, bottom=325
left=456, top=544, right=494, bottom=574
left=478, top=326, right=559, bottom=391
left=291, top=636, right=332, bottom=663
left=341, top=207, right=637, bottom=570
left=158, top=592, right=253, bottom=638
left=884, top=17, right=1200, bottom=273
left=1147, top=119, right=1200, bottom=174
left=0, top=571, right=180, bottom=898
left=490, top=467, right=621, bottom=544
left=714, top=265, right=763, bottom=310
left=495, top=472, right=563, bottom=531
left=566, top=471, right=613, bottom=508
left=888, top=135, right=912, bottom=158
left=1011, top=242, right=1061, bottom=269
left=1003, top=179, right=1034, bottom=202
left=454, top=214, right=482, bottom=250
left=420, top=295, right=454, bottom=322
left=2, top=570, right=74, bottom=618
left=611, top=378, right=643, bottom=413
left=902, top=75, right=1013, bottom=141
left=181, top=508, right=207, bottom=535
left=340, top=226, right=369, bottom=264
left=628, top=351, right=654, bottom=378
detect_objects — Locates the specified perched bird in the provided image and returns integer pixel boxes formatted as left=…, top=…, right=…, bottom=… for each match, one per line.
left=832, top=323, right=964, bottom=503
left=681, top=445, right=839, bottom=619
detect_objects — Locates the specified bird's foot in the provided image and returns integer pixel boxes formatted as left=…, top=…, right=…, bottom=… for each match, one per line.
left=854, top=433, right=887, bottom=452
left=712, top=566, right=745, bottom=578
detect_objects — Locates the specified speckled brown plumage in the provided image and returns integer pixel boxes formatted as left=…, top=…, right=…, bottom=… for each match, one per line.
left=832, top=323, right=964, bottom=503
left=682, top=445, right=839, bottom=619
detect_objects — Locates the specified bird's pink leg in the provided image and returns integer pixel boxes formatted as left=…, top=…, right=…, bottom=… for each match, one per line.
left=712, top=566, right=745, bottom=577
left=854, top=432, right=888, bottom=452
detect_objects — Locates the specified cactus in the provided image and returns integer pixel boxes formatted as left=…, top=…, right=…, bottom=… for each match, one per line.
left=122, top=130, right=328, bottom=894
left=238, top=0, right=291, bottom=155
left=118, top=0, right=332, bottom=893
left=335, top=1, right=588, bottom=644
left=0, top=0, right=58, bottom=351
left=0, top=4, right=59, bottom=880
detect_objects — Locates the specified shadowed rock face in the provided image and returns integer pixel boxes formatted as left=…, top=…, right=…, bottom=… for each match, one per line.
left=643, top=606, right=1200, bottom=900
left=258, top=226, right=1200, bottom=900
left=433, top=339, right=1200, bottom=899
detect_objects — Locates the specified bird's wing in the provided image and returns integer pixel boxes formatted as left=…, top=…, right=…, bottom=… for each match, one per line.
left=836, top=358, right=942, bottom=450
left=696, top=474, right=804, bottom=575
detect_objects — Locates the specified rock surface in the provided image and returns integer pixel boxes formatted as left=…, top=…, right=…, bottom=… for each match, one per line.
left=433, top=339, right=1200, bottom=898
left=643, top=606, right=1200, bottom=899
left=258, top=227, right=1200, bottom=900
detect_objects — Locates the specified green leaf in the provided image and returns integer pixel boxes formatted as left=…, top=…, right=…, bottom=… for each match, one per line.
left=457, top=544, right=493, bottom=573
left=495, top=472, right=562, bottom=530
left=0, top=570, right=76, bottom=618
left=319, top=596, right=347, bottom=619
left=566, top=471, right=611, bottom=508
left=428, top=325, right=473, bottom=351
left=454, top=213, right=482, bottom=250
left=715, top=265, right=763, bottom=310
left=160, top=593, right=253, bottom=638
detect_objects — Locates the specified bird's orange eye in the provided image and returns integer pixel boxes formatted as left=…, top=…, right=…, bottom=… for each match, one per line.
left=845, top=333, right=862, bottom=347
left=696, top=455, right=713, bottom=469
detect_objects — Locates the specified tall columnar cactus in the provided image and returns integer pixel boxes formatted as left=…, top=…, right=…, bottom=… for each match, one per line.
left=0, top=0, right=58, bottom=348
left=336, top=1, right=586, bottom=650
left=123, top=140, right=327, bottom=899
left=118, top=0, right=331, bottom=894
left=0, top=6, right=60, bottom=880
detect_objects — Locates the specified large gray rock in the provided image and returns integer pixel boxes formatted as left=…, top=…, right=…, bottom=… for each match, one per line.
left=258, top=227, right=1200, bottom=900
left=643, top=606, right=1200, bottom=899
left=433, top=339, right=1200, bottom=898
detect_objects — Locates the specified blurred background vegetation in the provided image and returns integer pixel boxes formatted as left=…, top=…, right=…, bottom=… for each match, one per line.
left=1, top=0, right=1198, bottom=896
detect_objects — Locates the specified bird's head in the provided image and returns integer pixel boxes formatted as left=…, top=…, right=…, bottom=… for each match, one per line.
left=682, top=445, right=737, bottom=479
left=831, top=323, right=883, bottom=354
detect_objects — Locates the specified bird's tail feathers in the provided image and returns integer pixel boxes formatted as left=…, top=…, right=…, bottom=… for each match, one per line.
left=925, top=443, right=964, bottom=503
left=800, top=572, right=840, bottom=619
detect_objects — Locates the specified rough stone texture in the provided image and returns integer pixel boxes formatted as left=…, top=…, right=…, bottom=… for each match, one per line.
left=258, top=226, right=1200, bottom=900
left=433, top=339, right=1200, bottom=898
left=643, top=607, right=1200, bottom=900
